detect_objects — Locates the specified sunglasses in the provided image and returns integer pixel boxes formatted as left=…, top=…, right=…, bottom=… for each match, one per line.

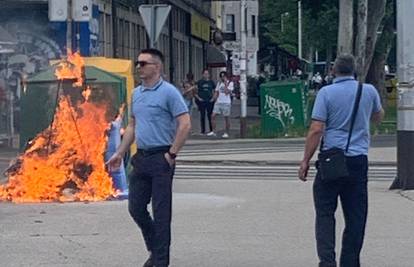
left=135, top=61, right=157, bottom=68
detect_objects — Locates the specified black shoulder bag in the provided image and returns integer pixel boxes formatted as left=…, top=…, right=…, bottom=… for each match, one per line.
left=316, top=82, right=363, bottom=181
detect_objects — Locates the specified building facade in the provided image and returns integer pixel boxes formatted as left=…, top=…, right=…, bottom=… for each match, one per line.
left=0, top=0, right=217, bottom=146
left=0, top=0, right=215, bottom=85
left=211, top=0, right=259, bottom=76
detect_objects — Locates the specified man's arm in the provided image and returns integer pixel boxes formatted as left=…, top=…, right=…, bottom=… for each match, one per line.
left=169, top=113, right=191, bottom=155
left=116, top=116, right=135, bottom=156
left=371, top=108, right=385, bottom=124
left=165, top=113, right=191, bottom=165
left=298, top=120, right=325, bottom=181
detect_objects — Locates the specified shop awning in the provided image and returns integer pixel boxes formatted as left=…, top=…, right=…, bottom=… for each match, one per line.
left=206, top=45, right=226, bottom=68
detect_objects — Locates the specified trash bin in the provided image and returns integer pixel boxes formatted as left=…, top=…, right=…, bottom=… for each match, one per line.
left=260, top=80, right=308, bottom=137
left=21, top=65, right=127, bottom=150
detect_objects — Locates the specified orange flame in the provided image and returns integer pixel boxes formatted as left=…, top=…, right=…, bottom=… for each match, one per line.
left=55, top=51, right=85, bottom=87
left=0, top=97, right=114, bottom=203
left=82, top=86, right=92, bottom=101
left=0, top=53, right=116, bottom=203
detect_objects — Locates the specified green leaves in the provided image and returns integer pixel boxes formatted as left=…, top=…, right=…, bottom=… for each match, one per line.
left=260, top=0, right=338, bottom=57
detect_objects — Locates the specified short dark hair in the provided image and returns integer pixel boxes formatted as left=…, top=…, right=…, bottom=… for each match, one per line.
left=139, top=48, right=165, bottom=63
left=333, top=54, right=355, bottom=76
left=219, top=71, right=228, bottom=78
left=202, top=68, right=209, bottom=74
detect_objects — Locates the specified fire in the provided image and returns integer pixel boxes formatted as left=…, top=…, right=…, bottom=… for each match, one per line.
left=0, top=52, right=116, bottom=203
left=55, top=51, right=85, bottom=87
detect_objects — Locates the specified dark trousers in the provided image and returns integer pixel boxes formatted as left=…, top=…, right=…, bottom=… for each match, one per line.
left=313, top=155, right=368, bottom=267
left=128, top=150, right=175, bottom=267
left=197, top=100, right=214, bottom=133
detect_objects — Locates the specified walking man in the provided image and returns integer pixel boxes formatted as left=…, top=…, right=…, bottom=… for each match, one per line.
left=195, top=69, right=215, bottom=135
left=298, top=54, right=384, bottom=267
left=207, top=71, right=234, bottom=138
left=106, top=48, right=191, bottom=267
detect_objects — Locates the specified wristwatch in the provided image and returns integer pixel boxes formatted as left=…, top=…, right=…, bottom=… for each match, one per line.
left=168, top=151, right=177, bottom=159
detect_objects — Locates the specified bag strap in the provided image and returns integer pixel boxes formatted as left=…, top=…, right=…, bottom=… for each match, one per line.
left=345, top=81, right=363, bottom=152
left=319, top=81, right=363, bottom=152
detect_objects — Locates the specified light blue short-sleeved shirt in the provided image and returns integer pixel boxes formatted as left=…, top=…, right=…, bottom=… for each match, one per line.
left=312, top=76, right=382, bottom=156
left=131, top=79, right=188, bottom=150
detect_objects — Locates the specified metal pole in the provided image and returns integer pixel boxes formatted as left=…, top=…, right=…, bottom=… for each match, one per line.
left=239, top=0, right=248, bottom=138
left=392, top=0, right=414, bottom=190
left=298, top=0, right=302, bottom=59
left=9, top=88, right=14, bottom=147
left=67, top=0, right=72, bottom=52
left=150, top=6, right=156, bottom=48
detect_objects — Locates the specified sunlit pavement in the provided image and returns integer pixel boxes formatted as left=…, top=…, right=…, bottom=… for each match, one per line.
left=1, top=179, right=413, bottom=267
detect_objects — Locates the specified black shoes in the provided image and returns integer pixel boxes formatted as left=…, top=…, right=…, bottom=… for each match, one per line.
left=142, top=256, right=154, bottom=267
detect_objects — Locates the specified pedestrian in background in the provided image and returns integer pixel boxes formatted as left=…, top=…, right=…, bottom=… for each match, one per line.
left=207, top=71, right=234, bottom=138
left=105, top=104, right=128, bottom=199
left=298, top=54, right=384, bottom=267
left=181, top=73, right=196, bottom=114
left=195, top=69, right=215, bottom=135
left=106, top=48, right=191, bottom=267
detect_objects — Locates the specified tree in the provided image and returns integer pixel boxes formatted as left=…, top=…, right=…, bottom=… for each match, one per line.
left=260, top=0, right=338, bottom=66
left=337, top=0, right=353, bottom=54
left=355, top=0, right=368, bottom=80
left=302, top=0, right=338, bottom=72
left=337, top=0, right=387, bottom=81
left=259, top=0, right=299, bottom=55
left=363, top=0, right=388, bottom=79
left=366, top=0, right=396, bottom=108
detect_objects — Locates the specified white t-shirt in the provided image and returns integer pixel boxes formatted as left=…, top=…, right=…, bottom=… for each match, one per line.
left=215, top=80, right=234, bottom=104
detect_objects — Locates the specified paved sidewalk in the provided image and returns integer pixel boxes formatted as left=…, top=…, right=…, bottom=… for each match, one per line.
left=189, top=99, right=260, bottom=139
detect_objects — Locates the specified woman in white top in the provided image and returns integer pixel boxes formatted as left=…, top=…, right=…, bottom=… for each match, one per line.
left=207, top=71, right=234, bottom=138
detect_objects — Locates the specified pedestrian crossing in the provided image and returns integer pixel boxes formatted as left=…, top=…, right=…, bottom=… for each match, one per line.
left=174, top=164, right=397, bottom=181
left=180, top=144, right=305, bottom=156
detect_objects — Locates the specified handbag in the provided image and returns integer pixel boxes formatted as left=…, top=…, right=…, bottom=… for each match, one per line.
left=316, top=82, right=363, bottom=181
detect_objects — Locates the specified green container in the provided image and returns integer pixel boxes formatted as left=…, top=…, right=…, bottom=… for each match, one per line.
left=260, top=80, right=308, bottom=136
left=21, top=65, right=127, bottom=151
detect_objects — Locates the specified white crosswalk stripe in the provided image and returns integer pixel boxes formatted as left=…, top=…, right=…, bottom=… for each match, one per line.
left=180, top=145, right=304, bottom=156
left=174, top=164, right=397, bottom=181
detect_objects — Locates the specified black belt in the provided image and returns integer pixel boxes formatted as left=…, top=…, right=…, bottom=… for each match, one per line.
left=136, top=146, right=170, bottom=157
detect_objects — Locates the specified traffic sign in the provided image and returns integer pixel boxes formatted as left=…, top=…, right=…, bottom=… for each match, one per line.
left=139, top=5, right=171, bottom=48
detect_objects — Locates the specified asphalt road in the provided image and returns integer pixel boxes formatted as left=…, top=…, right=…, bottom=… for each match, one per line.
left=0, top=179, right=413, bottom=267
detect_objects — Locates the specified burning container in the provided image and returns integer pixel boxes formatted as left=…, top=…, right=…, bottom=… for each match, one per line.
left=20, top=65, right=127, bottom=150
left=0, top=57, right=127, bottom=203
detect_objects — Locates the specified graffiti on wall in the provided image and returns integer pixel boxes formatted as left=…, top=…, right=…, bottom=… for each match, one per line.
left=264, top=94, right=295, bottom=129
left=0, top=20, right=65, bottom=136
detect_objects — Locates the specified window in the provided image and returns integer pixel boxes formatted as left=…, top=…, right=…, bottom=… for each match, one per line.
left=226, top=14, right=235, bottom=32
left=252, top=15, right=256, bottom=37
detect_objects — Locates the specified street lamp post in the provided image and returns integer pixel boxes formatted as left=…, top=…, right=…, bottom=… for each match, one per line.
left=298, top=0, right=302, bottom=59
left=280, top=12, right=289, bottom=33
left=391, top=0, right=414, bottom=190
left=239, top=0, right=247, bottom=137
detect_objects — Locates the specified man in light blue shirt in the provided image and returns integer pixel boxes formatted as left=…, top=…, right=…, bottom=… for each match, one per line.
left=299, top=54, right=384, bottom=267
left=107, top=48, right=191, bottom=267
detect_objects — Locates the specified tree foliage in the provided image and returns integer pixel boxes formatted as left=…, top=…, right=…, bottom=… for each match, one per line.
left=259, top=0, right=338, bottom=61
left=259, top=0, right=298, bottom=54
